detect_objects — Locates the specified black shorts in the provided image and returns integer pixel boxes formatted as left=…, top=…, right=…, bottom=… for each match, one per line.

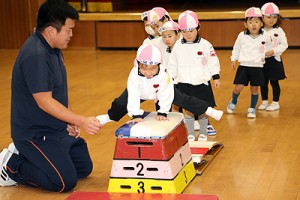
left=233, top=65, right=265, bottom=86
left=175, top=82, right=216, bottom=107
left=263, top=57, right=286, bottom=81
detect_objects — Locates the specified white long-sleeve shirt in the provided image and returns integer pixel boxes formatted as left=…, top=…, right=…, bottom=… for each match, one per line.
left=161, top=47, right=171, bottom=68
left=231, top=31, right=271, bottom=67
left=143, top=36, right=167, bottom=49
left=167, top=38, right=221, bottom=85
left=264, top=27, right=288, bottom=61
left=143, top=36, right=160, bottom=45
left=127, top=61, right=174, bottom=117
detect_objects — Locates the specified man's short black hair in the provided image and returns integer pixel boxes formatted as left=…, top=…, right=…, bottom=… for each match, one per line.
left=36, top=0, right=79, bottom=32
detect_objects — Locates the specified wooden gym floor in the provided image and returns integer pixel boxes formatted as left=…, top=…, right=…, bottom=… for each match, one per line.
left=0, top=48, right=300, bottom=200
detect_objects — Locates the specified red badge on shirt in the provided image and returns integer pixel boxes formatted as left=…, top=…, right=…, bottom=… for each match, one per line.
left=210, top=50, right=216, bottom=57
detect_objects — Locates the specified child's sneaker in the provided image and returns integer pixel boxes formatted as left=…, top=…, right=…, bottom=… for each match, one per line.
left=247, top=108, right=256, bottom=118
left=205, top=107, right=223, bottom=121
left=194, top=120, right=200, bottom=130
left=258, top=101, right=269, bottom=110
left=266, top=102, right=280, bottom=111
left=188, top=135, right=196, bottom=142
left=0, top=148, right=17, bottom=186
left=198, top=134, right=207, bottom=141
left=227, top=101, right=236, bottom=114
left=207, top=125, right=216, bottom=136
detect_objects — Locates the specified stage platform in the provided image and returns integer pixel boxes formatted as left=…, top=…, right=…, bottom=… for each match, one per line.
left=68, top=7, right=300, bottom=49
left=79, top=8, right=300, bottom=21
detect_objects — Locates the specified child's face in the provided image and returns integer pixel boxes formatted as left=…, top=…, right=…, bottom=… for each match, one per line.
left=181, top=28, right=198, bottom=42
left=244, top=17, right=263, bottom=36
left=262, top=15, right=278, bottom=29
left=138, top=63, right=159, bottom=79
left=144, top=21, right=155, bottom=36
left=161, top=30, right=179, bottom=48
left=151, top=18, right=168, bottom=36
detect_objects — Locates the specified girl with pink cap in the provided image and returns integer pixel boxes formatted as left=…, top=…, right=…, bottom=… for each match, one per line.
left=227, top=7, right=271, bottom=118
left=157, top=20, right=182, bottom=118
left=141, top=10, right=156, bottom=42
left=147, top=7, right=171, bottom=37
left=258, top=2, right=288, bottom=111
left=167, top=10, right=221, bottom=141
left=143, top=7, right=171, bottom=47
left=158, top=20, right=181, bottom=68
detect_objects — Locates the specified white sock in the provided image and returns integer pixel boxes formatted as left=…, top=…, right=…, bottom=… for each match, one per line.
left=184, top=114, right=195, bottom=137
left=199, top=116, right=208, bottom=135
left=205, top=107, right=223, bottom=121
left=96, top=114, right=112, bottom=125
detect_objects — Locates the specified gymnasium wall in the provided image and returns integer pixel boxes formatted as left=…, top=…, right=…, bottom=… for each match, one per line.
left=0, top=0, right=299, bottom=49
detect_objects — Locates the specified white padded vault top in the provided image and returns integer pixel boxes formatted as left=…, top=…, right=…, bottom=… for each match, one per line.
left=130, top=112, right=184, bottom=138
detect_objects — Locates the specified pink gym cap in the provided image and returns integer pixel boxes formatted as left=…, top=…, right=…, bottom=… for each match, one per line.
left=136, top=44, right=162, bottom=65
left=178, top=10, right=199, bottom=31
left=158, top=20, right=179, bottom=35
left=245, top=7, right=262, bottom=18
left=261, top=2, right=279, bottom=16
left=147, top=7, right=170, bottom=24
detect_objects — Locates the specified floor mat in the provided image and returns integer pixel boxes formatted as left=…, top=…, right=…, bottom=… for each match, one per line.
left=189, top=141, right=224, bottom=175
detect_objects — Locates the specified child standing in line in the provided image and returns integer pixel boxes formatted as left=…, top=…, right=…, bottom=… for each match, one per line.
left=147, top=7, right=171, bottom=39
left=158, top=20, right=182, bottom=116
left=159, top=20, right=200, bottom=132
left=141, top=10, right=158, bottom=44
left=227, top=7, right=271, bottom=118
left=167, top=10, right=221, bottom=141
left=143, top=7, right=171, bottom=47
left=258, top=2, right=288, bottom=111
left=158, top=21, right=181, bottom=71
left=126, top=44, right=223, bottom=126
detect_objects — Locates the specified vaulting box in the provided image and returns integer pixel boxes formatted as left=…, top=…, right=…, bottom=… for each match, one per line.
left=113, top=112, right=187, bottom=160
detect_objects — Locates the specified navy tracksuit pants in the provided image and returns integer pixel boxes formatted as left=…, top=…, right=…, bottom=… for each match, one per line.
left=7, top=135, right=92, bottom=192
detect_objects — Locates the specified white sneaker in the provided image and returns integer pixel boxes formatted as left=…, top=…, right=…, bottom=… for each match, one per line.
left=198, top=134, right=208, bottom=141
left=266, top=102, right=280, bottom=111
left=194, top=121, right=200, bottom=130
left=258, top=101, right=269, bottom=110
left=206, top=107, right=223, bottom=121
left=188, top=135, right=196, bottom=142
left=247, top=108, right=256, bottom=118
left=0, top=148, right=17, bottom=186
